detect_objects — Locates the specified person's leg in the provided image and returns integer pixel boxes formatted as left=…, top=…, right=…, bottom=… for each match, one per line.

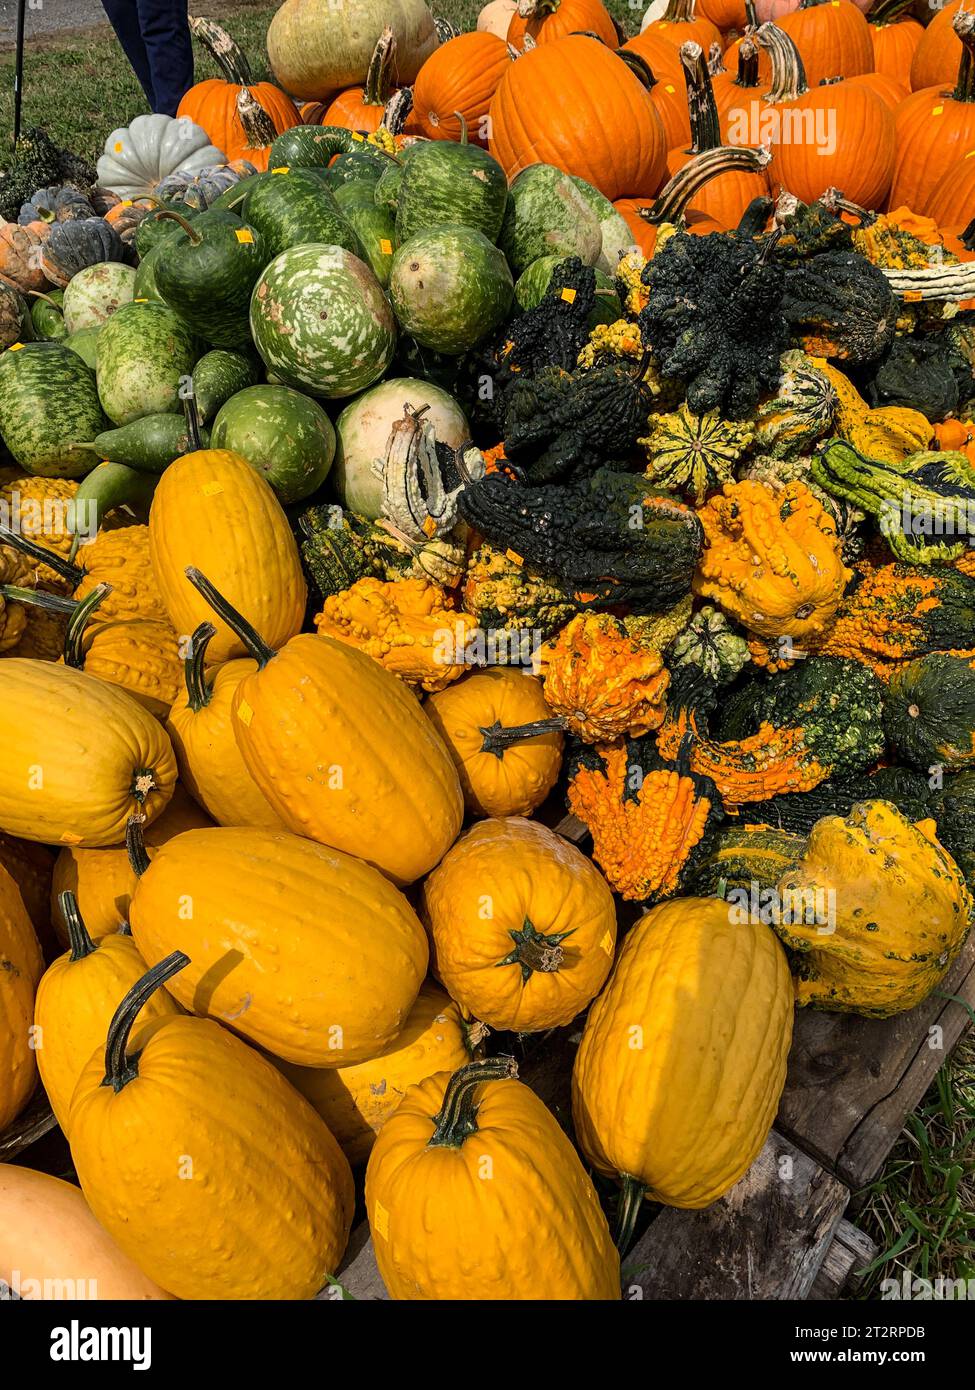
left=100, top=0, right=156, bottom=109
left=136, top=0, right=195, bottom=117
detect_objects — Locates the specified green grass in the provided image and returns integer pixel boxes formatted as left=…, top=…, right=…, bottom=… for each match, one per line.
left=0, top=0, right=642, bottom=164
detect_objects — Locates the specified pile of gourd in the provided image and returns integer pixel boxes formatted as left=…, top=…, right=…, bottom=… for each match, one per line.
left=2, top=0, right=975, bottom=1305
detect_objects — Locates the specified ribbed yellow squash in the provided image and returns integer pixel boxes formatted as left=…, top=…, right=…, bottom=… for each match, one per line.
left=34, top=891, right=179, bottom=1134
left=0, top=661, right=176, bottom=848
left=129, top=826, right=429, bottom=1066
left=50, top=785, right=211, bottom=944
left=422, top=817, right=617, bottom=1032
left=0, top=864, right=43, bottom=1131
left=0, top=1165, right=173, bottom=1300
left=572, top=897, right=793, bottom=1243
left=187, top=566, right=464, bottom=885
left=775, top=800, right=973, bottom=1017
left=70, top=953, right=354, bottom=1300
left=148, top=450, right=306, bottom=664
left=165, top=622, right=286, bottom=830
left=279, top=983, right=470, bottom=1167
left=365, top=1058, right=620, bottom=1300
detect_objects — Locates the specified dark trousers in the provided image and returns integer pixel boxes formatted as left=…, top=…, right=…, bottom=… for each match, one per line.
left=101, top=0, right=194, bottom=117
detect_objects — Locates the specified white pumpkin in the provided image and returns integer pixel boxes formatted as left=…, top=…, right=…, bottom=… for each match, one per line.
left=331, top=378, right=470, bottom=519
left=267, top=0, right=438, bottom=100
left=477, top=0, right=517, bottom=38
left=96, top=115, right=226, bottom=199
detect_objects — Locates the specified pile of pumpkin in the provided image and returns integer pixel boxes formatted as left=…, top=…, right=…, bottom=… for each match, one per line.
left=3, top=0, right=975, bottom=1304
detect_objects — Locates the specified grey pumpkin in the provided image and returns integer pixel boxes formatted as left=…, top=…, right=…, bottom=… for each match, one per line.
left=40, top=217, right=127, bottom=288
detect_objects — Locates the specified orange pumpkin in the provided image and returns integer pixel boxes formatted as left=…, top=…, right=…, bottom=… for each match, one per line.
left=715, top=35, right=769, bottom=140
left=623, top=29, right=688, bottom=85
left=322, top=26, right=398, bottom=133
left=411, top=31, right=512, bottom=143
left=643, top=0, right=723, bottom=56
left=910, top=0, right=963, bottom=93
left=489, top=34, right=668, bottom=199
left=177, top=17, right=299, bottom=162
left=698, top=0, right=749, bottom=29
left=507, top=0, right=619, bottom=48
left=757, top=23, right=895, bottom=212
left=845, top=71, right=910, bottom=111
left=776, top=0, right=873, bottom=87
left=924, top=151, right=975, bottom=230
left=889, top=10, right=975, bottom=217
left=868, top=0, right=923, bottom=84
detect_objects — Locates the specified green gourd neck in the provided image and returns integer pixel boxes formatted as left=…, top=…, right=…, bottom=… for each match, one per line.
left=102, top=952, right=188, bottom=1093
left=183, top=621, right=217, bottom=712
left=60, top=890, right=98, bottom=962
left=184, top=566, right=276, bottom=668
left=427, top=1057, right=518, bottom=1149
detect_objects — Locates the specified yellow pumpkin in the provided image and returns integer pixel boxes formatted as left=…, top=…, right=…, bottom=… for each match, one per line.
left=148, top=450, right=306, bottom=664
left=70, top=952, right=355, bottom=1300
left=0, top=1165, right=173, bottom=1300
left=0, top=661, right=177, bottom=848
left=34, top=891, right=179, bottom=1134
left=165, top=621, right=287, bottom=830
left=0, top=863, right=43, bottom=1131
left=188, top=568, right=463, bottom=886
left=424, top=668, right=563, bottom=817
left=365, top=1057, right=620, bottom=1300
left=129, top=826, right=429, bottom=1066
left=279, top=983, right=470, bottom=1166
left=50, top=785, right=211, bottom=945
left=572, top=896, right=793, bottom=1246
left=775, top=801, right=973, bottom=1017
left=693, top=479, right=851, bottom=645
left=422, top=817, right=617, bottom=1032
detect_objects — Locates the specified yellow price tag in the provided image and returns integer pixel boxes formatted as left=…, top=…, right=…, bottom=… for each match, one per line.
left=351, top=131, right=364, bottom=142
left=373, top=1202, right=390, bottom=1240
left=379, top=238, right=393, bottom=255
left=235, top=228, right=254, bottom=244
left=932, top=105, right=944, bottom=116
left=665, top=85, right=675, bottom=94
left=201, top=481, right=224, bottom=497
left=271, top=165, right=290, bottom=174
left=560, top=287, right=577, bottom=304
left=121, top=199, right=133, bottom=207
left=600, top=931, right=614, bottom=957
left=903, top=290, right=923, bottom=302
left=134, top=298, right=148, bottom=303
left=114, top=141, right=124, bottom=153
left=8, top=342, right=23, bottom=351
left=505, top=548, right=524, bottom=567
left=237, top=700, right=254, bottom=727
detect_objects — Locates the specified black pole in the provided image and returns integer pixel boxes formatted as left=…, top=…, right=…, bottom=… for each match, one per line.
left=13, top=0, right=26, bottom=148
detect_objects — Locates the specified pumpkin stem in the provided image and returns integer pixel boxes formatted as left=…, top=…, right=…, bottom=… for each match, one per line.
left=737, top=195, right=774, bottom=236
left=616, top=48, right=657, bottom=91
left=661, top=0, right=698, bottom=22
left=868, top=0, right=916, bottom=24
left=156, top=209, right=203, bottom=246
left=427, top=1056, right=519, bottom=1149
left=361, top=27, right=397, bottom=109
left=615, top=1173, right=646, bottom=1254
left=184, top=566, right=276, bottom=668
left=237, top=88, right=278, bottom=150
left=189, top=15, right=253, bottom=85
left=680, top=41, right=722, bottom=155
left=953, top=9, right=975, bottom=104
left=183, top=621, right=217, bottom=712
left=383, top=86, right=414, bottom=136
left=735, top=35, right=760, bottom=89
left=102, top=950, right=189, bottom=1093
left=707, top=41, right=726, bottom=77
left=63, top=582, right=111, bottom=669
left=820, top=187, right=875, bottom=226
left=757, top=22, right=809, bottom=101
left=479, top=717, right=566, bottom=758
left=125, top=816, right=152, bottom=877
left=0, top=526, right=84, bottom=584
left=499, top=917, right=574, bottom=980
left=744, top=0, right=758, bottom=25
left=453, top=110, right=469, bottom=145
left=59, top=889, right=98, bottom=962
left=649, top=145, right=771, bottom=225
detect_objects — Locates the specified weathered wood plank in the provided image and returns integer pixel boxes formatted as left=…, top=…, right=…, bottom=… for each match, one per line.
left=622, top=1130, right=849, bottom=1300
left=777, top=937, right=975, bottom=1188
left=808, top=1218, right=878, bottom=1301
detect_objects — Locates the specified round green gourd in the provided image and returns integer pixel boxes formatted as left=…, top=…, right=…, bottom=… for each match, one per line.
left=499, top=165, right=602, bottom=277
left=134, top=202, right=201, bottom=259
left=132, top=242, right=165, bottom=302
left=0, top=341, right=107, bottom=478
left=249, top=243, right=396, bottom=400
left=210, top=384, right=336, bottom=504
left=152, top=210, right=269, bottom=350
left=394, top=139, right=508, bottom=245
left=61, top=262, right=137, bottom=334
left=884, top=653, right=975, bottom=772
left=389, top=226, right=513, bottom=356
left=29, top=291, right=67, bottom=342
left=95, top=300, right=200, bottom=426
left=242, top=168, right=361, bottom=261
left=267, top=125, right=356, bottom=169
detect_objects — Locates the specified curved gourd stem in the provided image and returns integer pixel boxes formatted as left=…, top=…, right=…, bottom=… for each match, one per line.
left=479, top=717, right=566, bottom=759
left=60, top=890, right=98, bottom=962
left=820, top=187, right=875, bottom=226
left=744, top=0, right=758, bottom=24
left=383, top=86, right=413, bottom=136
left=184, top=566, right=276, bottom=668
left=616, top=48, right=657, bottom=91
left=27, top=290, right=63, bottom=310
left=454, top=110, right=469, bottom=145
left=188, top=15, right=253, bottom=85
left=649, top=145, right=771, bottom=225
left=183, top=621, right=217, bottom=712
left=615, top=1173, right=647, bottom=1254
left=125, top=817, right=151, bottom=878
left=183, top=387, right=203, bottom=451
left=735, top=36, right=760, bottom=89
left=738, top=195, right=774, bottom=236
left=0, top=584, right=75, bottom=613
left=156, top=209, right=203, bottom=246
left=102, top=951, right=189, bottom=1093
left=0, top=526, right=84, bottom=585
left=63, top=583, right=111, bottom=669
left=428, top=1056, right=519, bottom=1149
left=953, top=9, right=975, bottom=104
left=756, top=23, right=809, bottom=102
left=868, top=0, right=915, bottom=23
left=360, top=26, right=396, bottom=111
left=237, top=88, right=277, bottom=149
left=679, top=41, right=721, bottom=155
